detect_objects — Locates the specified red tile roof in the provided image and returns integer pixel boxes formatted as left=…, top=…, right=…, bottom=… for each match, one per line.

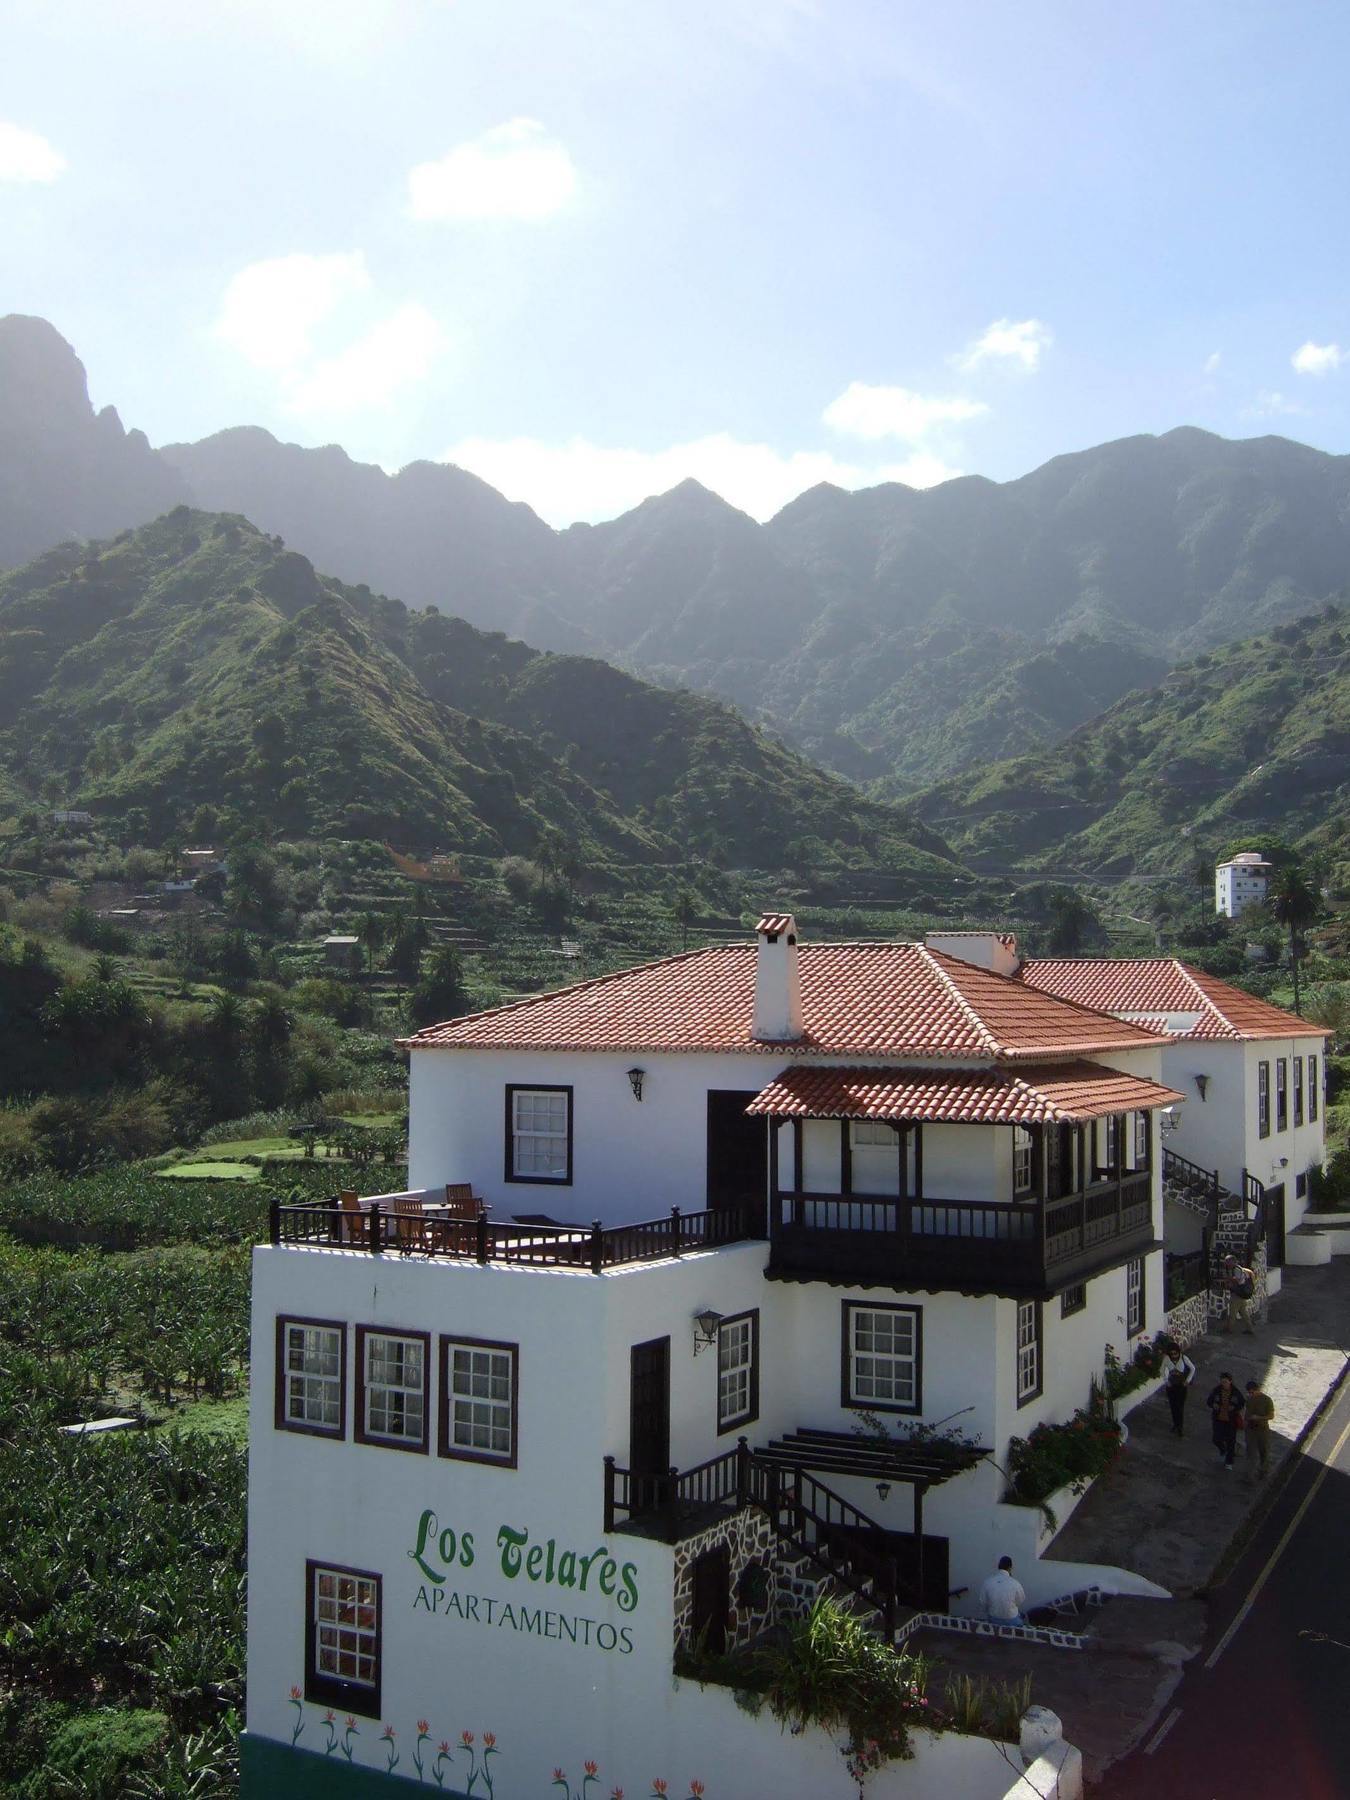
left=756, top=912, right=796, bottom=936
left=404, top=941, right=1170, bottom=1060
left=746, top=1060, right=1185, bottom=1125
left=1020, top=959, right=1326, bottom=1042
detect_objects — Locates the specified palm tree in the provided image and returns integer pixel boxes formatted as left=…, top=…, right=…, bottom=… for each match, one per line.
left=672, top=889, right=698, bottom=952
left=359, top=910, right=385, bottom=975
left=1269, top=866, right=1319, bottom=1016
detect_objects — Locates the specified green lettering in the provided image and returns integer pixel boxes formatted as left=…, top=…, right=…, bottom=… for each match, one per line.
left=545, top=1538, right=557, bottom=1583
left=438, top=1527, right=457, bottom=1566
left=557, top=1550, right=578, bottom=1588
left=413, top=1584, right=433, bottom=1611
left=498, top=1524, right=528, bottom=1579
left=578, top=1546, right=608, bottom=1592
left=410, top=1509, right=446, bottom=1584
left=598, top=1558, right=617, bottom=1596
left=618, top=1563, right=640, bottom=1614
left=526, top=1544, right=545, bottom=1581
left=459, top=1531, right=475, bottom=1569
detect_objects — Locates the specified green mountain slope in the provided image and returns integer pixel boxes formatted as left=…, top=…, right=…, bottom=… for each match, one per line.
left=910, top=608, right=1350, bottom=876
left=0, top=510, right=959, bottom=880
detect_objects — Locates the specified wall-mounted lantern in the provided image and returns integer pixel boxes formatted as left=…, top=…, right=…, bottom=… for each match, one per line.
left=626, top=1066, right=646, bottom=1102
left=692, top=1308, right=723, bottom=1356
left=1193, top=1074, right=1209, bottom=1101
left=875, top=1480, right=892, bottom=1505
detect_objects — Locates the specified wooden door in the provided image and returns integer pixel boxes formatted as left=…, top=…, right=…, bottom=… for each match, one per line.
left=706, top=1091, right=767, bottom=1213
left=629, top=1336, right=671, bottom=1513
left=690, top=1546, right=730, bottom=1655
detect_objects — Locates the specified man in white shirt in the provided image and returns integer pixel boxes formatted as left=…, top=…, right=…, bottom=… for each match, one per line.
left=980, top=1555, right=1028, bottom=1626
left=1163, top=1341, right=1197, bottom=1436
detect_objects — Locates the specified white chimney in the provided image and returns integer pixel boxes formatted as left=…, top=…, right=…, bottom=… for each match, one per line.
left=753, top=911, right=804, bottom=1040
left=925, top=930, right=1021, bottom=978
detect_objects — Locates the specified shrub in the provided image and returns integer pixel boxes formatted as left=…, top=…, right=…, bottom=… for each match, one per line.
left=1104, top=1334, right=1169, bottom=1401
left=1005, top=1408, right=1122, bottom=1506
left=15, top=1708, right=170, bottom=1798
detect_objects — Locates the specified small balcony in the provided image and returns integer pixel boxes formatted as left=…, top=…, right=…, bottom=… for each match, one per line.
left=767, top=1173, right=1155, bottom=1298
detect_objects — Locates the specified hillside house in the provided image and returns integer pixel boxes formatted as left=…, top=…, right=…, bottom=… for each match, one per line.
left=243, top=917, right=1176, bottom=1793
left=1215, top=851, right=1271, bottom=918
left=1020, top=957, right=1327, bottom=1277
left=323, top=933, right=363, bottom=973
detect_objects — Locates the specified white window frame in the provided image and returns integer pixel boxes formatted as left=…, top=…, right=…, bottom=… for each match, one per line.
left=1258, top=1061, right=1270, bottom=1139
left=278, top=1317, right=345, bottom=1438
left=1309, top=1056, right=1319, bottom=1123
left=1293, top=1056, right=1304, bottom=1127
left=843, top=1303, right=920, bottom=1414
left=1015, top=1300, right=1041, bottom=1406
left=356, top=1327, right=428, bottom=1453
left=1126, top=1257, right=1144, bottom=1337
left=850, top=1119, right=896, bottom=1148
left=717, top=1310, right=759, bottom=1433
left=307, top=1561, right=380, bottom=1716
left=1134, top=1110, right=1149, bottom=1165
left=440, top=1336, right=517, bottom=1466
left=506, top=1084, right=572, bottom=1183
left=1012, top=1126, right=1034, bottom=1195
left=1276, top=1058, right=1288, bottom=1132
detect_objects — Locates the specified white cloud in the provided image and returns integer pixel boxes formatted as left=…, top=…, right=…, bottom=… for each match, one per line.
left=287, top=303, right=445, bottom=417
left=956, top=317, right=1053, bottom=373
left=0, top=121, right=66, bottom=183
left=408, top=118, right=577, bottom=223
left=1203, top=350, right=1222, bottom=375
left=437, top=433, right=961, bottom=526
left=822, top=381, right=987, bottom=443
left=1291, top=340, right=1343, bottom=377
left=1244, top=389, right=1305, bottom=419
left=214, top=251, right=371, bottom=372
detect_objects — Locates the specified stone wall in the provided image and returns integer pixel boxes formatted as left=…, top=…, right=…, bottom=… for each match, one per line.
left=1163, top=1287, right=1209, bottom=1348
left=671, top=1508, right=779, bottom=1655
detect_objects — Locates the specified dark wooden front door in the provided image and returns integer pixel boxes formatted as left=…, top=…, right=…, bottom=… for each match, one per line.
left=630, top=1336, right=671, bottom=1512
left=690, top=1546, right=730, bottom=1655
left=1264, top=1182, right=1286, bottom=1270
left=706, top=1090, right=767, bottom=1212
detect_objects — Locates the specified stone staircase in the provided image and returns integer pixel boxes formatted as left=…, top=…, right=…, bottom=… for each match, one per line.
left=1162, top=1150, right=1268, bottom=1327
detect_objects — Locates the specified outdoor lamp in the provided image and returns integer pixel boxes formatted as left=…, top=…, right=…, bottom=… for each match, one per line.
left=875, top=1480, right=892, bottom=1505
left=626, top=1066, right=645, bottom=1102
left=1193, top=1074, right=1209, bottom=1101
left=692, top=1308, right=723, bottom=1355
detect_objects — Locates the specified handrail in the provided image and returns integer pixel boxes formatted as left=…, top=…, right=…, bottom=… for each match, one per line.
left=752, top=1461, right=898, bottom=1639
left=1163, top=1148, right=1220, bottom=1202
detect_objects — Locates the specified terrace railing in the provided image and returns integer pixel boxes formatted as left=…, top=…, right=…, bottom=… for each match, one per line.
left=269, top=1194, right=766, bottom=1272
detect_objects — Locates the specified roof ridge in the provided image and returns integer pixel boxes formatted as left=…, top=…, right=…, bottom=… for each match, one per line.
left=918, top=946, right=1002, bottom=1057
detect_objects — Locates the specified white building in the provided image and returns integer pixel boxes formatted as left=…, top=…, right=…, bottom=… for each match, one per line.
left=1021, top=956, right=1327, bottom=1260
left=242, top=918, right=1178, bottom=1796
left=1215, top=852, right=1272, bottom=918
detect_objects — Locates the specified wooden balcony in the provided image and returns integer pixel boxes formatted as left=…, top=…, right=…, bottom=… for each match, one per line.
left=766, top=1172, right=1155, bottom=1298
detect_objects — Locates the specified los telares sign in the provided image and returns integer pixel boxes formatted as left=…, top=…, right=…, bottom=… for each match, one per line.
left=408, top=1510, right=640, bottom=1655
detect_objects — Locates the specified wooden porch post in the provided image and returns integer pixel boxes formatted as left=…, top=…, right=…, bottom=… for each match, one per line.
left=914, top=1484, right=926, bottom=1611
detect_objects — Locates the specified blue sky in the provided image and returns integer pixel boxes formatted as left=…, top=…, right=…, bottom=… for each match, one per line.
left=3, top=0, right=1348, bottom=522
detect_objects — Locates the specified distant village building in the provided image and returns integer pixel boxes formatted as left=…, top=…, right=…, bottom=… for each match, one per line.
left=50, top=809, right=94, bottom=826
left=323, top=933, right=363, bottom=973
left=180, top=848, right=226, bottom=876
left=1215, top=851, right=1271, bottom=918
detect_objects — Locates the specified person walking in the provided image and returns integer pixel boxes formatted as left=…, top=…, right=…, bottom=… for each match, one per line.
left=979, top=1556, right=1028, bottom=1627
left=1244, top=1378, right=1275, bottom=1478
left=1162, top=1341, right=1197, bottom=1436
left=1207, top=1372, right=1245, bottom=1470
left=1222, top=1255, right=1257, bottom=1334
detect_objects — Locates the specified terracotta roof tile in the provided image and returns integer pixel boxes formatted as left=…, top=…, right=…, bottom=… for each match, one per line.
left=404, top=941, right=1170, bottom=1059
left=756, top=912, right=796, bottom=936
left=1021, top=959, right=1326, bottom=1042
left=746, top=1060, right=1185, bottom=1125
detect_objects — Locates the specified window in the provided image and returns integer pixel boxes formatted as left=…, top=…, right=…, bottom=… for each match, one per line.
left=1103, top=1114, right=1121, bottom=1173
left=1060, top=1282, right=1087, bottom=1318
left=355, top=1327, right=429, bottom=1454
left=1133, top=1111, right=1150, bottom=1166
left=850, top=1120, right=896, bottom=1148
left=305, top=1561, right=381, bottom=1718
left=1309, top=1056, right=1319, bottom=1123
left=1276, top=1059, right=1288, bottom=1132
left=1296, top=1171, right=1307, bottom=1199
left=1294, top=1057, right=1304, bottom=1127
left=439, top=1337, right=518, bottom=1466
left=275, top=1317, right=346, bottom=1439
left=842, top=1303, right=921, bottom=1414
left=1125, top=1257, right=1145, bottom=1337
left=1258, top=1061, right=1270, bottom=1139
left=716, top=1310, right=759, bottom=1433
left=1015, top=1301, right=1042, bottom=1406
left=505, top=1085, right=572, bottom=1183
left=1012, top=1126, right=1034, bottom=1194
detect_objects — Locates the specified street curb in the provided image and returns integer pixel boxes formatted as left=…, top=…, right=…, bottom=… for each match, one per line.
left=1197, top=1351, right=1350, bottom=1596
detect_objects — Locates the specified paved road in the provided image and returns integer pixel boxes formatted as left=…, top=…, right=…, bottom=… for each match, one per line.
left=1102, top=1370, right=1350, bottom=1799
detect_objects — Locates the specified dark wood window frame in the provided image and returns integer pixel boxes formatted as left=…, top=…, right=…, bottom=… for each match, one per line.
left=1309, top=1055, right=1319, bottom=1123
left=275, top=1314, right=347, bottom=1441
left=1015, top=1299, right=1043, bottom=1408
left=438, top=1335, right=519, bottom=1468
left=841, top=1300, right=922, bottom=1416
left=1276, top=1058, right=1288, bottom=1133
left=1125, top=1256, right=1146, bottom=1339
left=304, top=1558, right=382, bottom=1719
left=716, top=1308, right=760, bottom=1435
left=354, top=1325, right=431, bottom=1456
left=504, top=1083, right=574, bottom=1186
left=1293, top=1056, right=1305, bottom=1127
left=1258, top=1061, right=1270, bottom=1139
left=1059, top=1282, right=1087, bottom=1318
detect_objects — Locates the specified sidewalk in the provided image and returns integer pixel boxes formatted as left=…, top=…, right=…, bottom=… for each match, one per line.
left=913, top=1261, right=1350, bottom=1784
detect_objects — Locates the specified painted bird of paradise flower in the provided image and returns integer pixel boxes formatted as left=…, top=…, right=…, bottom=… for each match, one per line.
left=411, top=1720, right=434, bottom=1782
left=287, top=1686, right=304, bottom=1747
left=462, top=1728, right=499, bottom=1795
left=432, top=1740, right=455, bottom=1789
left=321, top=1710, right=338, bottom=1756
left=553, top=1761, right=601, bottom=1800
left=340, top=1716, right=360, bottom=1763
left=381, top=1724, right=400, bottom=1774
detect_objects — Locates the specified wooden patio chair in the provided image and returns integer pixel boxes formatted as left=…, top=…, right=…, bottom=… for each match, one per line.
left=393, top=1193, right=431, bottom=1254
left=443, top=1182, right=482, bottom=1218
left=337, top=1189, right=363, bottom=1246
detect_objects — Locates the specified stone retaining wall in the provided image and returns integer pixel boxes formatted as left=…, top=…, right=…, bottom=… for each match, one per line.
left=671, top=1509, right=779, bottom=1655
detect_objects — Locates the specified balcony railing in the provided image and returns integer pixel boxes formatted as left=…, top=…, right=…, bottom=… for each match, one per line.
left=269, top=1194, right=765, bottom=1271
left=768, top=1173, right=1154, bottom=1296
